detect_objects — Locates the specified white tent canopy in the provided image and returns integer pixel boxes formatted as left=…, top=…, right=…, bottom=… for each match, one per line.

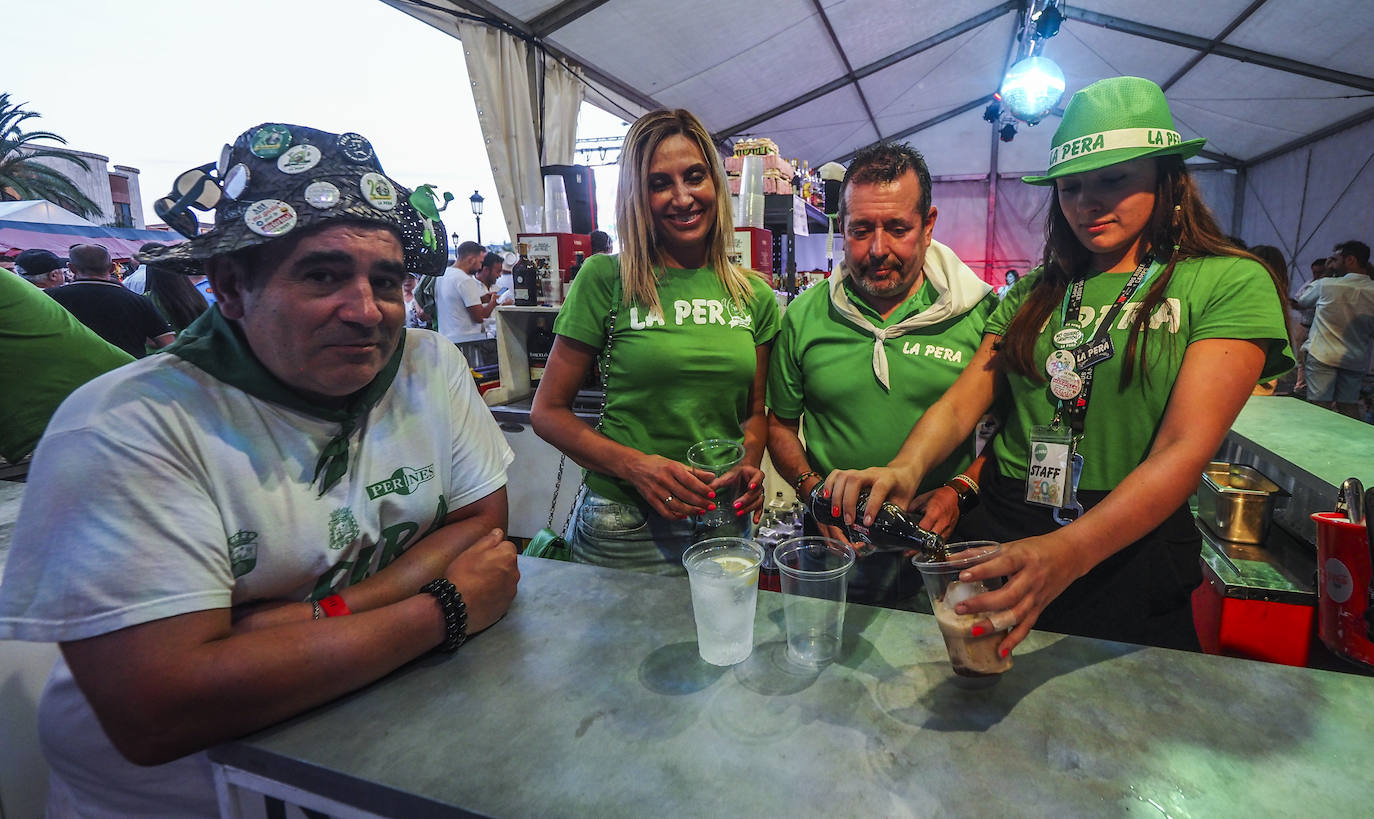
left=384, top=0, right=1374, bottom=285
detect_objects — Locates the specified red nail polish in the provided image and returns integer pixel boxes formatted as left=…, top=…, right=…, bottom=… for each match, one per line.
left=999, top=648, right=1009, bottom=658
left=708, top=490, right=716, bottom=499
left=707, top=503, right=716, bottom=511
left=733, top=500, right=742, bottom=509
left=736, top=510, right=746, bottom=517
left=971, top=625, right=985, bottom=637
left=823, top=488, right=831, bottom=499
left=749, top=483, right=758, bottom=490
left=832, top=506, right=840, bottom=517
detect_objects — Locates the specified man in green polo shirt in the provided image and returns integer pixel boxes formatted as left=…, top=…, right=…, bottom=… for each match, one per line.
left=766, top=143, right=996, bottom=608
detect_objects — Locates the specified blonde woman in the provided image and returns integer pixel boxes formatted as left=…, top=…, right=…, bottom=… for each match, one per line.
left=531, top=109, right=780, bottom=574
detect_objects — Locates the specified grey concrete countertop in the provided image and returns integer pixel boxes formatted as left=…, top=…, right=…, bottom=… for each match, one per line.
left=212, top=556, right=1374, bottom=817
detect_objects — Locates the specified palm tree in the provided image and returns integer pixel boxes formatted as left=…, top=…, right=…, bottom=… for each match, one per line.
left=0, top=93, right=100, bottom=219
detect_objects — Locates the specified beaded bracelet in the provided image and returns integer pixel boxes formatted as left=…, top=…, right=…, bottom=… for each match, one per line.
left=420, top=578, right=469, bottom=653
left=793, top=470, right=822, bottom=494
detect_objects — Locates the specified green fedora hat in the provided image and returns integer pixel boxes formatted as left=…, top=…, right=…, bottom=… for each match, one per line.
left=1022, top=76, right=1206, bottom=186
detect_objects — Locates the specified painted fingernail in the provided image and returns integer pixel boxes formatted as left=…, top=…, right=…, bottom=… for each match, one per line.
left=707, top=503, right=716, bottom=511
left=823, top=488, right=831, bottom=499
left=832, top=505, right=840, bottom=517
left=971, top=625, right=985, bottom=637
left=733, top=500, right=742, bottom=509
left=749, top=482, right=758, bottom=490
left=999, top=648, right=1009, bottom=658
left=708, top=490, right=716, bottom=499
left=736, top=510, right=746, bottom=517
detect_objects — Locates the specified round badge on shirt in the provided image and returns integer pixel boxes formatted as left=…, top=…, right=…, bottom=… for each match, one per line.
left=244, top=199, right=298, bottom=237
left=1050, top=370, right=1084, bottom=400
left=1045, top=349, right=1077, bottom=378
left=1053, top=326, right=1085, bottom=349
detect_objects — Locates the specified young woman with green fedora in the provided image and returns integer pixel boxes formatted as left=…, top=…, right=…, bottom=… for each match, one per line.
left=827, top=76, right=1293, bottom=654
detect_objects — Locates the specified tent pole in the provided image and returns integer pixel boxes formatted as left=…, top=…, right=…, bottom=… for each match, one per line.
left=1231, top=167, right=1246, bottom=241
left=984, top=120, right=1000, bottom=283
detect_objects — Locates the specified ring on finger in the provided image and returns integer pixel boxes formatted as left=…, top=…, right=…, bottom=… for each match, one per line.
left=665, top=495, right=674, bottom=504
left=987, top=610, right=1018, bottom=632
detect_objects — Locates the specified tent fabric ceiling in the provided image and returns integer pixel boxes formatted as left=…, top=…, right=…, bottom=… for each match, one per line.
left=383, top=0, right=1374, bottom=178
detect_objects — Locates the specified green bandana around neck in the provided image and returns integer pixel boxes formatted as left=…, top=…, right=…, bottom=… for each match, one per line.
left=166, top=306, right=406, bottom=495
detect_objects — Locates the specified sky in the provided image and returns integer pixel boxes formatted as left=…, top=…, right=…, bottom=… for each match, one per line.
left=5, top=0, right=629, bottom=245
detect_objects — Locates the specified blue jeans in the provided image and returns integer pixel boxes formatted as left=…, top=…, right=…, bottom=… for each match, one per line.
left=569, top=487, right=750, bottom=576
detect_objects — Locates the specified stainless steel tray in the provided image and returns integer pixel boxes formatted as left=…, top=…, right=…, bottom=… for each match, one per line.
left=1197, top=461, right=1285, bottom=545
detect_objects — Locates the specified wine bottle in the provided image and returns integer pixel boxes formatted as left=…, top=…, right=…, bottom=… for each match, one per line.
left=807, top=484, right=946, bottom=560
left=527, top=316, right=554, bottom=389
left=512, top=243, right=536, bottom=306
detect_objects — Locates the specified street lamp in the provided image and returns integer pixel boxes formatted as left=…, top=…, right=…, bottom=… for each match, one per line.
left=469, top=190, right=485, bottom=245
left=451, top=231, right=460, bottom=263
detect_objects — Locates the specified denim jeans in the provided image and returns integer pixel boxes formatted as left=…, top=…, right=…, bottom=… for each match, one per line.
left=569, top=487, right=750, bottom=576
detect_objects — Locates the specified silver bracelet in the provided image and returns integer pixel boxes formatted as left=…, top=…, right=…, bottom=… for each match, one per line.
left=311, top=601, right=324, bottom=620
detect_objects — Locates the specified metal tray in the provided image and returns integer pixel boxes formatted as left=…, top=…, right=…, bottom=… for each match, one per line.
left=1197, top=461, right=1285, bottom=545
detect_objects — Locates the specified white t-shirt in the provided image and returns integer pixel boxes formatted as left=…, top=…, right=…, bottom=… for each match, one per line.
left=0, top=329, right=513, bottom=817
left=436, top=267, right=489, bottom=343
left=1295, top=272, right=1374, bottom=370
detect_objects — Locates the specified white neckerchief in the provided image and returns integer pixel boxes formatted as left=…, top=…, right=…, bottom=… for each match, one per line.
left=828, top=239, right=992, bottom=389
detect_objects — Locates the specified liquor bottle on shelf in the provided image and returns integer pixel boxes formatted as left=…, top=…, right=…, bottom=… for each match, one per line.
left=512, top=243, right=536, bottom=306
left=567, top=250, right=586, bottom=282
left=527, top=316, right=554, bottom=390
left=801, top=160, right=812, bottom=201
left=807, top=484, right=946, bottom=560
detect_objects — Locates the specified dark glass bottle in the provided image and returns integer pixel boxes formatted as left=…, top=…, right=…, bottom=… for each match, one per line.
left=568, top=250, right=586, bottom=282
left=527, top=316, right=554, bottom=389
left=807, top=484, right=946, bottom=560
left=512, top=243, right=536, bottom=306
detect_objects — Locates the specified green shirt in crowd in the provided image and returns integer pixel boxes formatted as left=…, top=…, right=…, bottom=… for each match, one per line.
left=554, top=253, right=780, bottom=506
left=986, top=255, right=1293, bottom=491
left=768, top=277, right=997, bottom=494
left=1, top=272, right=134, bottom=462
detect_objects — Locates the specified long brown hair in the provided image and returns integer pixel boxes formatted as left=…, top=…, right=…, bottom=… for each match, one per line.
left=999, top=156, right=1277, bottom=387
left=616, top=109, right=754, bottom=315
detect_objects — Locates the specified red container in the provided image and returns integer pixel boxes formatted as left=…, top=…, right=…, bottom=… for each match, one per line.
left=1312, top=512, right=1374, bottom=668
left=1191, top=562, right=1314, bottom=666
left=732, top=227, right=773, bottom=284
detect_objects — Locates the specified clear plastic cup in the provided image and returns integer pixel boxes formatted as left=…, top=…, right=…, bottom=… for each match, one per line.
left=686, top=439, right=745, bottom=527
left=774, top=536, right=856, bottom=667
left=683, top=537, right=764, bottom=666
left=913, top=541, right=1013, bottom=684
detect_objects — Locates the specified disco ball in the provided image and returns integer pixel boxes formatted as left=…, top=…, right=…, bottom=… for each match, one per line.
left=1000, top=56, right=1066, bottom=125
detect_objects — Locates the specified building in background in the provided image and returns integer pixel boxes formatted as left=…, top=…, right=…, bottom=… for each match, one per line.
left=24, top=149, right=145, bottom=229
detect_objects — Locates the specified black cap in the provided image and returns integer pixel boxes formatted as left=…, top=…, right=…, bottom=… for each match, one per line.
left=14, top=249, right=64, bottom=277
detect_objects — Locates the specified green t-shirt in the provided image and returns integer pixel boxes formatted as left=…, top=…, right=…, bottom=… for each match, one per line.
left=0, top=273, right=133, bottom=462
left=768, top=278, right=997, bottom=493
left=986, top=255, right=1294, bottom=490
left=553, top=253, right=781, bottom=505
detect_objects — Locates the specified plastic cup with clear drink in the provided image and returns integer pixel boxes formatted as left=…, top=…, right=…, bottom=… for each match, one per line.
left=913, top=541, right=1014, bottom=685
left=774, top=536, right=856, bottom=667
left=686, top=439, right=745, bottom=527
left=683, top=537, right=764, bottom=666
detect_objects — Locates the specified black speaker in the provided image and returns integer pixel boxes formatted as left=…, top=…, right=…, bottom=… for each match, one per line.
left=540, top=164, right=597, bottom=235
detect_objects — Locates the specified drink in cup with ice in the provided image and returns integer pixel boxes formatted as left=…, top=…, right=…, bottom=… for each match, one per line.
left=914, top=541, right=1013, bottom=681
left=687, top=439, right=745, bottom=527
left=683, top=538, right=764, bottom=666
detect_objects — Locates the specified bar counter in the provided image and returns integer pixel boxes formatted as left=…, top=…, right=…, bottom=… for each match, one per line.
left=211, top=556, right=1374, bottom=817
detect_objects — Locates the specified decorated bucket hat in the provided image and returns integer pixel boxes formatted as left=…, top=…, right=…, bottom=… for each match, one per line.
left=1022, top=76, right=1206, bottom=186
left=138, top=123, right=451, bottom=276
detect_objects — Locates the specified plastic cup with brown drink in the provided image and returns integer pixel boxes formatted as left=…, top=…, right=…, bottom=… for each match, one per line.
left=913, top=541, right=1014, bottom=687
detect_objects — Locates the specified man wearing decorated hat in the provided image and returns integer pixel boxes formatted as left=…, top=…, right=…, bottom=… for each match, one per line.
left=828, top=77, right=1291, bottom=655
left=0, top=123, right=520, bottom=815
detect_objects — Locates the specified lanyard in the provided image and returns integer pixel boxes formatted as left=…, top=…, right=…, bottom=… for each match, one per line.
left=1056, top=255, right=1157, bottom=433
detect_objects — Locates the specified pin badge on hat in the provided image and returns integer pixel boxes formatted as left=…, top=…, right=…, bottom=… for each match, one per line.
left=1053, top=326, right=1084, bottom=349
left=249, top=125, right=292, bottom=159
left=244, top=199, right=298, bottom=237
left=277, top=144, right=322, bottom=174
left=360, top=172, right=397, bottom=211
left=337, top=132, right=374, bottom=163
left=1050, top=370, right=1084, bottom=401
left=1045, top=349, right=1077, bottom=378
left=304, top=180, right=340, bottom=209
left=223, top=164, right=250, bottom=200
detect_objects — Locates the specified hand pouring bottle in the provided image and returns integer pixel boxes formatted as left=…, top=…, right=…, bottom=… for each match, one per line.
left=807, top=485, right=946, bottom=560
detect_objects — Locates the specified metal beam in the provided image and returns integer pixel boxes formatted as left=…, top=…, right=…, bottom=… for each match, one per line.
left=1063, top=6, right=1374, bottom=93
left=1161, top=0, right=1268, bottom=92
left=715, top=1, right=1019, bottom=140
left=529, top=0, right=611, bottom=38
left=834, top=95, right=996, bottom=164
left=810, top=0, right=882, bottom=143
left=1244, top=104, right=1374, bottom=168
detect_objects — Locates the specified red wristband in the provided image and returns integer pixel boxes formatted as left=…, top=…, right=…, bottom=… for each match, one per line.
left=318, top=594, right=351, bottom=617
